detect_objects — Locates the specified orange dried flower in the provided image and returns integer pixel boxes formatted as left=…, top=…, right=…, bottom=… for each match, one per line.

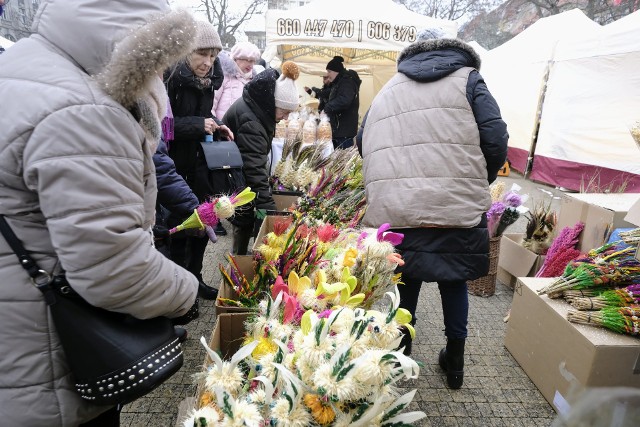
left=303, top=393, right=335, bottom=425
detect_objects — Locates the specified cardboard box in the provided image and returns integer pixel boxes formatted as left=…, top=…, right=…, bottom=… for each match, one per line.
left=205, top=312, right=252, bottom=362
left=252, top=214, right=294, bottom=252
left=625, top=198, right=640, bottom=227
left=215, top=255, right=256, bottom=315
left=556, top=193, right=639, bottom=252
left=273, top=193, right=300, bottom=212
left=505, top=277, right=640, bottom=414
left=196, top=312, right=252, bottom=407
left=497, top=234, right=545, bottom=289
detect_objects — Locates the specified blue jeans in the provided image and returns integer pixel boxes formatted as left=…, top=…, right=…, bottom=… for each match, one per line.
left=399, top=274, right=469, bottom=339
left=333, top=137, right=354, bottom=150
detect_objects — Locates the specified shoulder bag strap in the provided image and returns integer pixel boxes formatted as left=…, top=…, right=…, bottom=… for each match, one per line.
left=0, top=214, right=41, bottom=278
left=0, top=215, right=55, bottom=296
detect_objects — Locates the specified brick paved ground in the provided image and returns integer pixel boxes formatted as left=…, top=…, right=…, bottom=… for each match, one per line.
left=121, top=173, right=564, bottom=426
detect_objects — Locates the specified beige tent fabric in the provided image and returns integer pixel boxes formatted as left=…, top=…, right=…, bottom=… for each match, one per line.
left=264, top=0, right=457, bottom=118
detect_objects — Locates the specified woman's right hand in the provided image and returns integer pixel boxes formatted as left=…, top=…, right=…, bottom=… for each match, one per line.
left=204, top=118, right=217, bottom=134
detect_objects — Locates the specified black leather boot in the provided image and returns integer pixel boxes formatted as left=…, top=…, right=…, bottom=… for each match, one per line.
left=438, top=338, right=465, bottom=389
left=198, top=280, right=219, bottom=300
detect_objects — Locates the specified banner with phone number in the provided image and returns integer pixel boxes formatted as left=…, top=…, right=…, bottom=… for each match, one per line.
left=265, top=1, right=457, bottom=53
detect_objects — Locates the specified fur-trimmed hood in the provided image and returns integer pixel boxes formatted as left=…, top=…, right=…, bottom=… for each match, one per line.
left=397, top=38, right=481, bottom=83
left=96, top=9, right=197, bottom=145
left=33, top=0, right=172, bottom=76
left=97, top=9, right=196, bottom=109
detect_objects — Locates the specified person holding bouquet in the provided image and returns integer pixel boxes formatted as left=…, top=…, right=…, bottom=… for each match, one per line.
left=358, top=27, right=508, bottom=389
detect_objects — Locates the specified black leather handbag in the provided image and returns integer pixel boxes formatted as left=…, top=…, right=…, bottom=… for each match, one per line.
left=0, top=215, right=184, bottom=406
left=200, top=136, right=243, bottom=170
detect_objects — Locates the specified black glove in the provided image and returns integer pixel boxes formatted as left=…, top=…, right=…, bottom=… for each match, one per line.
left=153, top=224, right=171, bottom=247
left=171, top=297, right=199, bottom=325
left=153, top=224, right=170, bottom=239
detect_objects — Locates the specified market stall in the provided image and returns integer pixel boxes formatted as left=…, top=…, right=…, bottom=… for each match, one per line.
left=529, top=10, right=640, bottom=191
left=264, top=0, right=456, bottom=117
left=178, top=148, right=432, bottom=426
left=479, top=9, right=600, bottom=174
left=480, top=9, right=640, bottom=191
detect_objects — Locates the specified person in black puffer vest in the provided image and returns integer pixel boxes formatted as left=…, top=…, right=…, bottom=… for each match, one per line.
left=323, top=55, right=361, bottom=149
left=223, top=61, right=301, bottom=255
left=358, top=27, right=508, bottom=390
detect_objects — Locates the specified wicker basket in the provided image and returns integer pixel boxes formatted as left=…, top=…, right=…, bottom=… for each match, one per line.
left=467, top=236, right=501, bottom=297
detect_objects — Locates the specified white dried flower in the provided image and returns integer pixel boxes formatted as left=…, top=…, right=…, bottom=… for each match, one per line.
left=183, top=406, right=221, bottom=427
left=270, top=397, right=313, bottom=427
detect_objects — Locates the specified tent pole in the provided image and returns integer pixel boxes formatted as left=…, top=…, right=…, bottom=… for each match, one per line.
left=524, top=45, right=557, bottom=180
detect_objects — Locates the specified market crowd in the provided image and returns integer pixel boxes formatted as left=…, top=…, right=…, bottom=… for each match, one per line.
left=0, top=0, right=507, bottom=426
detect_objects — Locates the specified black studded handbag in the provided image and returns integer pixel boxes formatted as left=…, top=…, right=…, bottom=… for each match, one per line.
left=0, top=215, right=184, bottom=406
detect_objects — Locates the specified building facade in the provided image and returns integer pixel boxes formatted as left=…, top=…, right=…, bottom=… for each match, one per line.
left=268, top=0, right=312, bottom=10
left=0, top=0, right=39, bottom=42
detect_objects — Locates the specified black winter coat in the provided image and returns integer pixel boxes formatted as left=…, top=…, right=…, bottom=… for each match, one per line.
left=362, top=39, right=508, bottom=282
left=311, top=83, right=331, bottom=112
left=222, top=68, right=278, bottom=213
left=164, top=58, right=224, bottom=201
left=323, top=69, right=361, bottom=138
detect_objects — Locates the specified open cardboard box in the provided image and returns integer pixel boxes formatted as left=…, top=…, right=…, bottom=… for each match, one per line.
left=625, top=198, right=640, bottom=227
left=556, top=193, right=639, bottom=252
left=215, top=255, right=256, bottom=315
left=272, top=193, right=300, bottom=212
left=195, top=312, right=252, bottom=408
left=252, top=214, right=293, bottom=252
left=497, top=233, right=545, bottom=289
left=505, top=277, right=640, bottom=414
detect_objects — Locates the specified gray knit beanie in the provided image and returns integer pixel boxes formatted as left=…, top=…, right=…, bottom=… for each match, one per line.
left=194, top=20, right=222, bottom=51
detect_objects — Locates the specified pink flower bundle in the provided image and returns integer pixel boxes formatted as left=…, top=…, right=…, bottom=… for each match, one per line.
left=536, top=222, right=584, bottom=278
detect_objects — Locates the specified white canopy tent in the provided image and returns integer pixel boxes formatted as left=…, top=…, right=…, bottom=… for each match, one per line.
left=479, top=9, right=601, bottom=174
left=264, top=0, right=456, bottom=116
left=529, top=10, right=640, bottom=191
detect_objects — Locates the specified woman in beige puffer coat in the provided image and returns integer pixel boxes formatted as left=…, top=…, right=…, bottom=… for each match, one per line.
left=0, top=1, right=199, bottom=425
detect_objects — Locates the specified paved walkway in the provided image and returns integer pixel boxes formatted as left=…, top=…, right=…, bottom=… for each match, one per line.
left=121, top=173, right=564, bottom=426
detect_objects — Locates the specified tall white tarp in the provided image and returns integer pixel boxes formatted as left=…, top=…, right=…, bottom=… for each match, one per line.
left=479, top=9, right=601, bottom=173
left=530, top=10, right=640, bottom=190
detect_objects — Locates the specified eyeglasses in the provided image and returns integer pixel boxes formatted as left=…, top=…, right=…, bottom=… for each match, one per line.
left=236, top=57, right=257, bottom=64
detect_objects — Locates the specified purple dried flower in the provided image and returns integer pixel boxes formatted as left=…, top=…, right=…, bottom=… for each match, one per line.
left=487, top=201, right=506, bottom=237
left=488, top=201, right=506, bottom=220
left=503, top=192, right=523, bottom=208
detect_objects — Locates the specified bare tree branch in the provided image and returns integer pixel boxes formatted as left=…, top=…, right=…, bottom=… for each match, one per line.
left=196, top=0, right=267, bottom=47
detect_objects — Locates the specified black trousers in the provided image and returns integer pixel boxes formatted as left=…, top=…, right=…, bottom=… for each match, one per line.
left=399, top=274, right=469, bottom=339
left=169, top=234, right=209, bottom=281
